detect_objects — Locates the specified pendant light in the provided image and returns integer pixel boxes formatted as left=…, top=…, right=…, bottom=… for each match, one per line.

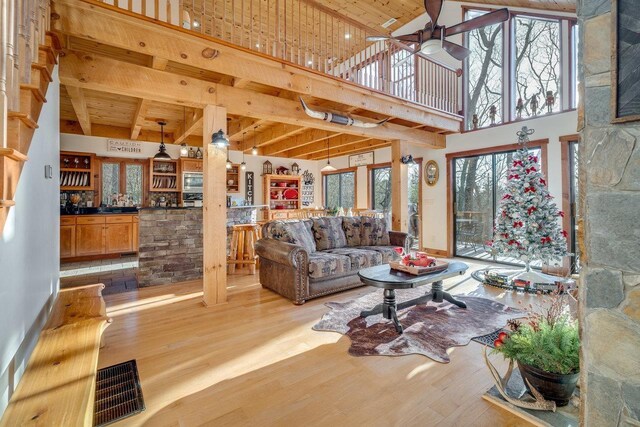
left=154, top=121, right=172, bottom=160
left=251, top=125, right=259, bottom=155
left=179, top=107, right=188, bottom=157
left=321, top=138, right=336, bottom=172
left=240, top=132, right=247, bottom=170
left=226, top=147, right=233, bottom=169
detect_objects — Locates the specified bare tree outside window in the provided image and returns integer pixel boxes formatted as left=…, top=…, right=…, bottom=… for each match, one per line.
left=465, top=10, right=503, bottom=130
left=372, top=167, right=392, bottom=213
left=324, top=172, right=355, bottom=209
left=514, top=16, right=561, bottom=117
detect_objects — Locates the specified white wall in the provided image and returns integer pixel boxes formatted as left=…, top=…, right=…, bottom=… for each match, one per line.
left=60, top=134, right=324, bottom=208
left=0, top=71, right=61, bottom=415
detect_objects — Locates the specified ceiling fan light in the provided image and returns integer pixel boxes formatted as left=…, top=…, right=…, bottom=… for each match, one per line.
left=421, top=39, right=442, bottom=55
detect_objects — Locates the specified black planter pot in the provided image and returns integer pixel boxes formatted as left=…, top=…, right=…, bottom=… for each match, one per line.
left=518, top=362, right=579, bottom=407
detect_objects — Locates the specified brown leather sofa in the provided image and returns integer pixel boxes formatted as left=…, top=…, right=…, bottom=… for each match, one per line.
left=255, top=216, right=408, bottom=304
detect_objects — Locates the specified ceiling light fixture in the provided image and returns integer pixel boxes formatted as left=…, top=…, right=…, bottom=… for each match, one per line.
left=153, top=121, right=172, bottom=160
left=241, top=132, right=247, bottom=170
left=344, top=33, right=351, bottom=39
left=251, top=126, right=259, bottom=155
left=180, top=107, right=188, bottom=157
left=321, top=138, right=336, bottom=172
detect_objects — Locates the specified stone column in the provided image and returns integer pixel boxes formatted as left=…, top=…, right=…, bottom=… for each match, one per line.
left=579, top=0, right=640, bottom=425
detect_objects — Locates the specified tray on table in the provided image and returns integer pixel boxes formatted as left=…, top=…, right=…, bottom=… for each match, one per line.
left=389, top=260, right=449, bottom=276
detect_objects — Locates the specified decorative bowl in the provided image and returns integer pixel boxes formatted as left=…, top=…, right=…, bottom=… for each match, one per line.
left=277, top=182, right=287, bottom=187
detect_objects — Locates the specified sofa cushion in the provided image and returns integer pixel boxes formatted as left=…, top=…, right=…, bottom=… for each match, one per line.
left=311, top=217, right=348, bottom=250
left=265, top=220, right=316, bottom=253
left=341, top=217, right=362, bottom=247
left=357, top=246, right=402, bottom=263
left=307, top=252, right=352, bottom=279
left=324, top=248, right=382, bottom=270
left=360, top=216, right=390, bottom=246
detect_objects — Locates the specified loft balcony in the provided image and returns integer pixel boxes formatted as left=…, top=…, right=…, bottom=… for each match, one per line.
left=52, top=0, right=463, bottom=156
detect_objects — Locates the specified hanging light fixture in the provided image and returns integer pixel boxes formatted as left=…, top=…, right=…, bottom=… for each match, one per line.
left=251, top=125, right=259, bottom=155
left=154, top=121, right=172, bottom=160
left=321, top=138, right=336, bottom=172
left=401, top=154, right=417, bottom=165
left=180, top=107, right=188, bottom=157
left=226, top=148, right=233, bottom=169
left=240, top=132, right=247, bottom=170
left=211, top=129, right=230, bottom=148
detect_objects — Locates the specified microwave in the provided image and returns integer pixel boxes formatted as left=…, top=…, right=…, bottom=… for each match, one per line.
left=182, top=172, right=203, bottom=193
left=182, top=192, right=203, bottom=207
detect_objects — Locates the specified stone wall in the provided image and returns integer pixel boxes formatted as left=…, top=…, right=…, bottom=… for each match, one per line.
left=579, top=1, right=640, bottom=425
left=137, top=207, right=260, bottom=286
left=138, top=208, right=203, bottom=286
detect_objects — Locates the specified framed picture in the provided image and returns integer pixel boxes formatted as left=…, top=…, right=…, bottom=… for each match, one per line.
left=349, top=151, right=374, bottom=167
left=611, top=0, right=640, bottom=123
left=424, top=160, right=439, bottom=187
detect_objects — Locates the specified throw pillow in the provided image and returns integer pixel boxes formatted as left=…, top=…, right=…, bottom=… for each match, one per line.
left=311, top=217, right=348, bottom=250
left=342, top=216, right=362, bottom=247
left=266, top=220, right=316, bottom=253
left=360, top=216, right=390, bottom=246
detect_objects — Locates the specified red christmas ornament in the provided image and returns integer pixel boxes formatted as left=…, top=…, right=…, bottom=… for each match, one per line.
left=558, top=211, right=565, bottom=217
left=524, top=186, right=536, bottom=193
left=527, top=206, right=537, bottom=215
left=529, top=155, right=539, bottom=163
left=562, top=230, right=568, bottom=238
left=513, top=160, right=524, bottom=167
left=540, top=178, right=546, bottom=186
left=526, top=166, right=537, bottom=173
left=541, top=237, right=552, bottom=244
left=513, top=221, right=524, bottom=228
left=508, top=174, right=520, bottom=180
left=502, top=194, right=512, bottom=200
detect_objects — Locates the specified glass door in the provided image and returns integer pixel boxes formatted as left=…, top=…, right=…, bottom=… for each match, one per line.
left=453, top=147, right=541, bottom=265
left=569, top=141, right=580, bottom=272
left=408, top=162, right=421, bottom=249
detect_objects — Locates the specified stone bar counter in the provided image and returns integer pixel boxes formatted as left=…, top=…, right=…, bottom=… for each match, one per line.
left=138, top=206, right=266, bottom=286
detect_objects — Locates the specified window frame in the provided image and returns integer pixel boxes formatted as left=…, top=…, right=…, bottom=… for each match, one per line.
left=367, top=162, right=392, bottom=211
left=462, top=7, right=577, bottom=132
left=321, top=167, right=357, bottom=209
left=98, top=157, right=148, bottom=207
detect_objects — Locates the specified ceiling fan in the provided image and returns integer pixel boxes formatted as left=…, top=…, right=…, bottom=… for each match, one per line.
left=366, top=0, right=510, bottom=61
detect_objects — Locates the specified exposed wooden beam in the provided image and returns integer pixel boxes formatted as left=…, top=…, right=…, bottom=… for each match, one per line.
left=174, top=108, right=203, bottom=145
left=259, top=129, right=337, bottom=156
left=61, top=121, right=202, bottom=146
left=150, top=56, right=169, bottom=70
left=65, top=85, right=91, bottom=136
left=202, top=105, right=227, bottom=307
left=391, top=140, right=409, bottom=232
left=59, top=52, right=446, bottom=148
left=228, top=118, right=265, bottom=141
left=130, top=98, right=149, bottom=140
left=52, top=0, right=462, bottom=132
left=249, top=124, right=305, bottom=150
left=285, top=134, right=372, bottom=158
left=307, top=139, right=390, bottom=160
left=232, top=78, right=251, bottom=88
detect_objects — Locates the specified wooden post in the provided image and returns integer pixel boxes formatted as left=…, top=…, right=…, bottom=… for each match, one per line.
left=391, top=140, right=408, bottom=232
left=202, top=105, right=227, bottom=307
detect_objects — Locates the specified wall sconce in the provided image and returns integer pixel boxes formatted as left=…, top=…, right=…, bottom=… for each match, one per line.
left=401, top=155, right=416, bottom=165
left=211, top=129, right=229, bottom=148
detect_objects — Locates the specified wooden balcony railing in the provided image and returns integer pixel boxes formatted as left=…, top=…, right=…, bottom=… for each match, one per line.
left=99, top=0, right=460, bottom=115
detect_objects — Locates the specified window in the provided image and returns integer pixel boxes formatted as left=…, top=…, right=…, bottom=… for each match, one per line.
left=371, top=166, right=392, bottom=211
left=452, top=146, right=542, bottom=266
left=408, top=161, right=421, bottom=249
left=390, top=48, right=416, bottom=102
left=464, top=10, right=575, bottom=129
left=101, top=159, right=145, bottom=206
left=465, top=9, right=504, bottom=130
left=323, top=170, right=355, bottom=209
left=513, top=15, right=561, bottom=118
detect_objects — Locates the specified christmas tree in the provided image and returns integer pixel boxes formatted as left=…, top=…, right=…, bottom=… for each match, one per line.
left=491, top=127, right=568, bottom=282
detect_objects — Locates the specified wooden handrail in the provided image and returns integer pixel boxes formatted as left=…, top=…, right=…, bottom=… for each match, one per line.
left=89, top=0, right=460, bottom=115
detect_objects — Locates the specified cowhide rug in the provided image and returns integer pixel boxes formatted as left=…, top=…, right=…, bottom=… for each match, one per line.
left=313, top=288, right=526, bottom=363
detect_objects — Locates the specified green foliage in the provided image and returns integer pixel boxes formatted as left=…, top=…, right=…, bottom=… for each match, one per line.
left=494, top=317, right=579, bottom=375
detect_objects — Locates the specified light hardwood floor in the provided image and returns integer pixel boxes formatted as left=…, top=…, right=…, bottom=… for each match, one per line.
left=99, top=260, right=542, bottom=426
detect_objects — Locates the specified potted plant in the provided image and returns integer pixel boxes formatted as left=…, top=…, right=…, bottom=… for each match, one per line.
left=492, top=293, right=580, bottom=406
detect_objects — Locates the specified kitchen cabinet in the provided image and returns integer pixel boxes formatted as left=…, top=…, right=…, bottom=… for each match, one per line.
left=61, top=214, right=138, bottom=259
left=132, top=216, right=139, bottom=252
left=180, top=158, right=203, bottom=172
left=60, top=225, right=76, bottom=258
left=263, top=174, right=302, bottom=220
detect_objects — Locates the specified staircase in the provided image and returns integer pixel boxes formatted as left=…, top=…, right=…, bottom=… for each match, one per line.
left=1, top=0, right=59, bottom=231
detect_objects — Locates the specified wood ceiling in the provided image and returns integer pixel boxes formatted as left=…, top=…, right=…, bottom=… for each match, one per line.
left=54, top=0, right=465, bottom=160
left=447, top=0, right=575, bottom=12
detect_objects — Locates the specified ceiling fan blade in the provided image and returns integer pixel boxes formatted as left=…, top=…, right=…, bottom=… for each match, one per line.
left=424, top=0, right=444, bottom=26
left=442, top=8, right=510, bottom=37
left=442, top=40, right=471, bottom=61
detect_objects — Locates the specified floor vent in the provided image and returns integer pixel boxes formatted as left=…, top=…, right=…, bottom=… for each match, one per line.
left=94, top=360, right=145, bottom=426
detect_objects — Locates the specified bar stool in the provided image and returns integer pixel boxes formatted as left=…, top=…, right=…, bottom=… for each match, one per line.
left=228, top=223, right=260, bottom=274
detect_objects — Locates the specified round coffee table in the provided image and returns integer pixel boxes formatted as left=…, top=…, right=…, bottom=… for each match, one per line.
left=357, top=261, right=469, bottom=333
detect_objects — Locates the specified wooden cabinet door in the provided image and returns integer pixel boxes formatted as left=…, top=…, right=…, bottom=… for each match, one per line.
left=76, top=224, right=105, bottom=256
left=132, top=221, right=139, bottom=252
left=60, top=225, right=76, bottom=258
left=105, top=223, right=133, bottom=254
